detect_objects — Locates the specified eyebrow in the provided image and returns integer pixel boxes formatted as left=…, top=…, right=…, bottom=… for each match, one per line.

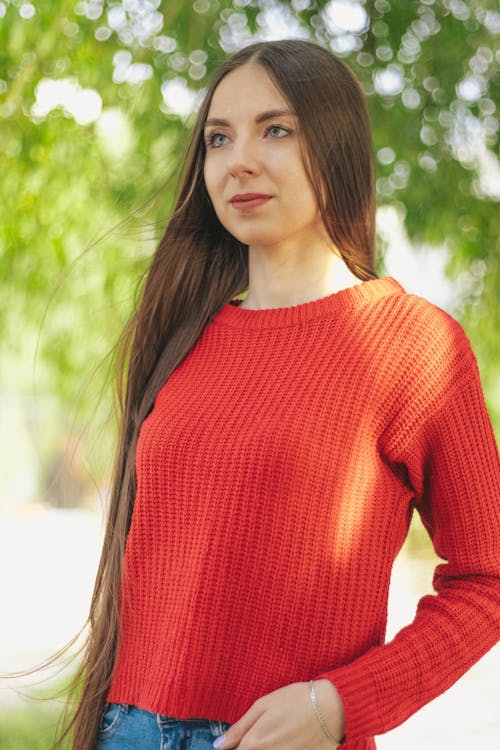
left=203, top=109, right=296, bottom=128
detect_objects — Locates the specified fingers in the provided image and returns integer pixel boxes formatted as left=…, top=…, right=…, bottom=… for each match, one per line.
left=213, top=699, right=265, bottom=749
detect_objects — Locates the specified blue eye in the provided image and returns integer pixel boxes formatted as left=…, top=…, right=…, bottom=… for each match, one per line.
left=267, top=125, right=289, bottom=138
left=205, top=124, right=291, bottom=149
left=207, top=133, right=228, bottom=148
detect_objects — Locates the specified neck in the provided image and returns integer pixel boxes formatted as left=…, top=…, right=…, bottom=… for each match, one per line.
left=240, top=244, right=363, bottom=310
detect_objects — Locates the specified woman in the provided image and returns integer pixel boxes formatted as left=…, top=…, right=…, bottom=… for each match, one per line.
left=65, top=39, right=499, bottom=750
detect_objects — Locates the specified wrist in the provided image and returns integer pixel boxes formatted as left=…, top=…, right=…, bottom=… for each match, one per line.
left=311, top=678, right=346, bottom=744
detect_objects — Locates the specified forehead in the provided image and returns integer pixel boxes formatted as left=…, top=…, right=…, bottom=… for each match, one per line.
left=206, top=63, right=289, bottom=116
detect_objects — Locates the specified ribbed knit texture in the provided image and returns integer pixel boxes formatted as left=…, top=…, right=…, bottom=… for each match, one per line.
left=106, top=276, right=500, bottom=748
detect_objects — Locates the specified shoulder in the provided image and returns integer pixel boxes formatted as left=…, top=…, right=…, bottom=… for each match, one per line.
left=375, top=285, right=461, bottom=333
left=375, top=291, right=487, bottom=460
left=373, top=287, right=475, bottom=370
left=364, top=288, right=483, bottom=418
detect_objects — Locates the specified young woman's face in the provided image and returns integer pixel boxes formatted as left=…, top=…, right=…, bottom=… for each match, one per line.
left=203, top=63, right=325, bottom=251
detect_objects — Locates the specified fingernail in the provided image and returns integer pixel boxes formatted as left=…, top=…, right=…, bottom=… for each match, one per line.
left=213, top=734, right=225, bottom=748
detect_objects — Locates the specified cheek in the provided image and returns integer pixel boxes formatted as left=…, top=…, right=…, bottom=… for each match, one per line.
left=203, top=166, right=227, bottom=225
left=275, top=157, right=310, bottom=194
left=203, top=161, right=218, bottom=202
left=203, top=156, right=221, bottom=185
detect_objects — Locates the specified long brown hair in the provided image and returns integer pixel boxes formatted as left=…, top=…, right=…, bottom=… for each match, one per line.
left=60, top=38, right=378, bottom=748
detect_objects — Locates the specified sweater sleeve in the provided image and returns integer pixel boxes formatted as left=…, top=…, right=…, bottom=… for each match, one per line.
left=313, top=306, right=500, bottom=743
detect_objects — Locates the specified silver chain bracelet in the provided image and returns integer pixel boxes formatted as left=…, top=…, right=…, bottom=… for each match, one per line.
left=309, top=680, right=343, bottom=747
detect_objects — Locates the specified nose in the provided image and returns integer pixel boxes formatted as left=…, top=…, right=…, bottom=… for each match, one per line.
left=227, top=137, right=261, bottom=179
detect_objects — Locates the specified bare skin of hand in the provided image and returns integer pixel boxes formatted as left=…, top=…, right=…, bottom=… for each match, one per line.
left=215, top=679, right=345, bottom=749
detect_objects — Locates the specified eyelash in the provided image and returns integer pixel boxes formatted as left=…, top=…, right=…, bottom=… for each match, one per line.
left=204, top=124, right=292, bottom=149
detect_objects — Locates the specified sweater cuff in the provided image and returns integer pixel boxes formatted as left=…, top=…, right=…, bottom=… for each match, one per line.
left=314, top=658, right=380, bottom=743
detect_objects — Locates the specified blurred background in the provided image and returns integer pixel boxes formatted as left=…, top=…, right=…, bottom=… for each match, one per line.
left=1, top=0, right=499, bottom=747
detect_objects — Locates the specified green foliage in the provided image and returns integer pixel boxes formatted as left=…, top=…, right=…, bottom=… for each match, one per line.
left=0, top=705, right=70, bottom=750
left=0, top=664, right=83, bottom=749
left=1, top=0, right=498, bottom=464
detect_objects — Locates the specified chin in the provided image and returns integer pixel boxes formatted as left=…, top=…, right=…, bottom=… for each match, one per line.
left=226, top=227, right=284, bottom=247
left=216, top=213, right=285, bottom=246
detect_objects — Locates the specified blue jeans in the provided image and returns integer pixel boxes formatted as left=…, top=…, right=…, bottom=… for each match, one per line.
left=95, top=703, right=233, bottom=750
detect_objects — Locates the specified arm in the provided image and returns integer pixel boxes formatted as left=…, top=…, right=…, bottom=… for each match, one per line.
left=314, top=314, right=500, bottom=743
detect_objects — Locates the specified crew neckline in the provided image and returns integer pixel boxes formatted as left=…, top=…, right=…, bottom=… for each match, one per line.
left=212, top=276, right=404, bottom=330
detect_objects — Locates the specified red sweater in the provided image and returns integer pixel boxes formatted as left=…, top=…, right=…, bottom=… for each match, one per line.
left=107, top=276, right=500, bottom=747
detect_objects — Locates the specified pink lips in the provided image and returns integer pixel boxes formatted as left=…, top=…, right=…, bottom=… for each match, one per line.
left=230, top=193, right=272, bottom=211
